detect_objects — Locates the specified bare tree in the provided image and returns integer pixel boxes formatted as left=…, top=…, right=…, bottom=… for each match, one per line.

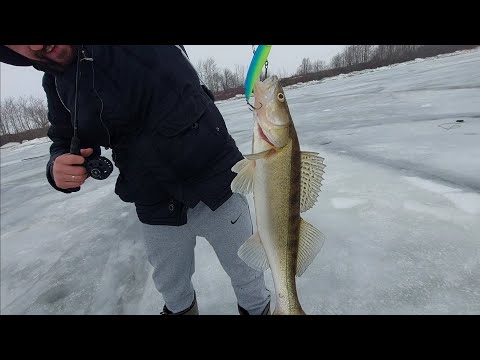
left=28, top=96, right=49, bottom=128
left=312, top=60, right=326, bottom=73
left=0, top=113, right=5, bottom=136
left=233, top=64, right=245, bottom=88
left=195, top=57, right=220, bottom=91
left=330, top=53, right=343, bottom=68
left=0, top=98, right=15, bottom=135
left=357, top=45, right=374, bottom=63
left=343, top=45, right=363, bottom=66
left=0, top=96, right=48, bottom=135
left=373, top=45, right=398, bottom=61
left=211, top=72, right=223, bottom=93
left=222, top=68, right=236, bottom=91
left=195, top=59, right=205, bottom=81
left=334, top=45, right=374, bottom=67
left=297, top=57, right=313, bottom=75
left=8, top=97, right=22, bottom=133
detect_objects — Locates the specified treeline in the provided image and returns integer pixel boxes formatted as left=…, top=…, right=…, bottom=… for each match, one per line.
left=0, top=96, right=49, bottom=146
left=1, top=45, right=477, bottom=146
left=208, top=45, right=479, bottom=100
left=196, top=58, right=246, bottom=93
left=282, top=45, right=479, bottom=87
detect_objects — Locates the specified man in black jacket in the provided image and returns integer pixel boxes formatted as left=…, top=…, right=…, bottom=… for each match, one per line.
left=1, top=45, right=271, bottom=315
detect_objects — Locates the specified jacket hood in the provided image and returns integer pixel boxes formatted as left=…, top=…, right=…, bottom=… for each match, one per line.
left=0, top=46, right=33, bottom=66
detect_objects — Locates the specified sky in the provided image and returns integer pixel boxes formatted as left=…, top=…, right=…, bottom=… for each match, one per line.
left=0, top=45, right=346, bottom=100
left=1, top=48, right=479, bottom=314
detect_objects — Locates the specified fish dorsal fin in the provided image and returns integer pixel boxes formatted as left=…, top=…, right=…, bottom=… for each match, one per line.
left=237, top=232, right=270, bottom=271
left=300, top=151, right=326, bottom=213
left=296, top=218, right=325, bottom=276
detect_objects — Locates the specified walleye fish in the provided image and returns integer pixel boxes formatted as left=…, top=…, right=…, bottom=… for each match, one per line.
left=231, top=75, right=326, bottom=315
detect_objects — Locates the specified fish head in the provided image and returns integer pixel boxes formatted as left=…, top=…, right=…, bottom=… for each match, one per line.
left=253, top=75, right=292, bottom=149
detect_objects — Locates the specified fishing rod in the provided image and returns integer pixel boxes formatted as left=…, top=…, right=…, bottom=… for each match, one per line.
left=70, top=46, right=113, bottom=181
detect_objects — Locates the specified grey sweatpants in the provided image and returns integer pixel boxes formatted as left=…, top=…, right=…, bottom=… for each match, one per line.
left=142, top=193, right=271, bottom=314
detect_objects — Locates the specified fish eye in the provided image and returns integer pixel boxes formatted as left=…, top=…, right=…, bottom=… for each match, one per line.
left=277, top=93, right=285, bottom=102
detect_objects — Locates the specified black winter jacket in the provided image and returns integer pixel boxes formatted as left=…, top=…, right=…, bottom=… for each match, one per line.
left=42, top=45, right=243, bottom=225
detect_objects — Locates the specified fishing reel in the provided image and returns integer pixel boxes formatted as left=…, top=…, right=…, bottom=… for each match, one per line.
left=84, top=155, right=113, bottom=180
left=70, top=137, right=113, bottom=180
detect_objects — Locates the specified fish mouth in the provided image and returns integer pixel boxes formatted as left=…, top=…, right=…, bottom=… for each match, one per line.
left=258, top=125, right=274, bottom=146
left=255, top=112, right=275, bottom=147
left=258, top=123, right=289, bottom=148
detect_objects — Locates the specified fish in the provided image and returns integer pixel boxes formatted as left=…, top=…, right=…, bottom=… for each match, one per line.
left=231, top=75, right=326, bottom=315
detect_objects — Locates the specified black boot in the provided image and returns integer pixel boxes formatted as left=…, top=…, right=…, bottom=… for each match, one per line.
left=160, top=293, right=198, bottom=315
left=238, top=301, right=270, bottom=315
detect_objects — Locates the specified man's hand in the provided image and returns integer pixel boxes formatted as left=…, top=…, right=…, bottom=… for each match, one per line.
left=52, top=148, right=93, bottom=189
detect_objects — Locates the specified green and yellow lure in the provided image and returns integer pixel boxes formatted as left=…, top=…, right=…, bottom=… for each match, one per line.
left=244, top=45, right=272, bottom=102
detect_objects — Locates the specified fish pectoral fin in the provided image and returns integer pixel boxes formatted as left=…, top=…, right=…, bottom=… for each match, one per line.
left=300, top=151, right=326, bottom=213
left=231, top=158, right=255, bottom=194
left=297, top=218, right=325, bottom=277
left=237, top=232, right=270, bottom=271
left=244, top=149, right=273, bottom=160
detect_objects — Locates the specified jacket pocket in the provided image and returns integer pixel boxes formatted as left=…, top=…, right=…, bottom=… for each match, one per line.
left=135, top=198, right=187, bottom=225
